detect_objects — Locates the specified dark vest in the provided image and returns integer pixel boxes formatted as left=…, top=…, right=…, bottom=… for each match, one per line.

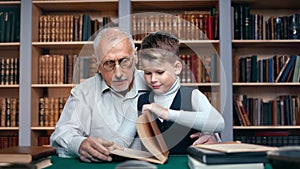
left=137, top=86, right=198, bottom=154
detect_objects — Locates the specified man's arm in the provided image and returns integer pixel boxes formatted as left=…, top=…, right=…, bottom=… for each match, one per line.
left=50, top=90, right=120, bottom=162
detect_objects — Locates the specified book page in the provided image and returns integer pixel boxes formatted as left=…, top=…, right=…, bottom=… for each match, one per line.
left=194, top=143, right=279, bottom=153
left=111, top=148, right=162, bottom=164
left=136, top=112, right=168, bottom=162
left=110, top=112, right=168, bottom=164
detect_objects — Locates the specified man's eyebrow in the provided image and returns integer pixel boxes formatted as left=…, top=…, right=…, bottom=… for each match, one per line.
left=103, top=56, right=130, bottom=61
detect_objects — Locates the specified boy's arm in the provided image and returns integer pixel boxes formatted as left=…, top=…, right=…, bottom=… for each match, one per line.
left=167, top=89, right=225, bottom=133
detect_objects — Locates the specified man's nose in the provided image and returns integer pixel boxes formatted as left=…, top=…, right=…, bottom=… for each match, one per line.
left=114, top=64, right=122, bottom=78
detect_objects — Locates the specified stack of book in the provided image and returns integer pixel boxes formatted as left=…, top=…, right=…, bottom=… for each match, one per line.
left=0, top=146, right=56, bottom=169
left=187, top=142, right=278, bottom=169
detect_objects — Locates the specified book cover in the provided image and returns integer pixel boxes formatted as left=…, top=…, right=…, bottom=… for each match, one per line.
left=0, top=146, right=56, bottom=163
left=187, top=142, right=278, bottom=165
left=188, top=155, right=264, bottom=169
left=111, top=111, right=169, bottom=164
left=292, top=55, right=300, bottom=82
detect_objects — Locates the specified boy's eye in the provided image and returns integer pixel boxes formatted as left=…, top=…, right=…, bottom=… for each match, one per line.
left=157, top=71, right=164, bottom=74
left=144, top=72, right=152, bottom=75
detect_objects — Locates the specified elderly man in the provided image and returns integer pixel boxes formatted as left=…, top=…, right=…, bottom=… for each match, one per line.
left=50, top=27, right=219, bottom=163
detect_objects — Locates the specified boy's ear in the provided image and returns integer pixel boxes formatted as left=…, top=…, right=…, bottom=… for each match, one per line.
left=174, top=60, right=182, bottom=75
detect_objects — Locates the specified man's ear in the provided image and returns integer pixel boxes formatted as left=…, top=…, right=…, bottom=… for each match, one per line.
left=133, top=47, right=138, bottom=65
left=174, top=60, right=182, bottom=75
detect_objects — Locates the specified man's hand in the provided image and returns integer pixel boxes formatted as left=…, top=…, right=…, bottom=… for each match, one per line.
left=78, top=137, right=122, bottom=163
left=190, top=132, right=217, bottom=145
left=142, top=103, right=168, bottom=120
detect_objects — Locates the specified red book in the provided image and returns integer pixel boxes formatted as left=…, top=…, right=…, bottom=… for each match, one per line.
left=206, top=15, right=214, bottom=40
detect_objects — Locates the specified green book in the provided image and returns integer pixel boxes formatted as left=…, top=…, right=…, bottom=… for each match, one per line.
left=0, top=7, right=5, bottom=42
left=292, top=55, right=300, bottom=82
left=251, top=55, right=258, bottom=82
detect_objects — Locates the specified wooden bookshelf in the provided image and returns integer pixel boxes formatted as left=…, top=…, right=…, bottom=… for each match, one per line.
left=0, top=1, right=21, bottom=149
left=234, top=126, right=300, bottom=130
left=231, top=0, right=300, bottom=146
left=13, top=0, right=298, bottom=147
left=29, top=0, right=119, bottom=146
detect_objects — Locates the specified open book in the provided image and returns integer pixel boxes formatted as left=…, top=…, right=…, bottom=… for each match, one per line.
left=111, top=111, right=169, bottom=164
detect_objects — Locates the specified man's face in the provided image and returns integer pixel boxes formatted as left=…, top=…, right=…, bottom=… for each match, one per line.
left=98, top=38, right=136, bottom=93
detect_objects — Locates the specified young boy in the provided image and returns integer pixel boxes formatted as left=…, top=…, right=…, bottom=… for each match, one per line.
left=138, top=31, right=224, bottom=154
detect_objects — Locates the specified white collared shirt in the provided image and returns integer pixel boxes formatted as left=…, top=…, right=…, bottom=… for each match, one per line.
left=50, top=69, right=149, bottom=158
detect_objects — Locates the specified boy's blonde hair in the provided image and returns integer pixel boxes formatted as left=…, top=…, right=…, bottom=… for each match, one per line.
left=140, top=31, right=180, bottom=64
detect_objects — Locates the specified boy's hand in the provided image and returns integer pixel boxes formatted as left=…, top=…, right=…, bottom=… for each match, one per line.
left=190, top=132, right=217, bottom=145
left=142, top=103, right=168, bottom=120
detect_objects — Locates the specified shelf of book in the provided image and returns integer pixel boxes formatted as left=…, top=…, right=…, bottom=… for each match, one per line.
left=232, top=40, right=300, bottom=48
left=7, top=0, right=297, bottom=148
left=0, top=1, right=21, bottom=148
left=0, top=127, right=18, bottom=130
left=0, top=85, right=19, bottom=88
left=233, top=83, right=300, bottom=86
left=0, top=1, right=20, bottom=5
left=29, top=0, right=121, bottom=146
left=231, top=0, right=300, bottom=146
left=31, top=127, right=55, bottom=130
left=32, top=42, right=93, bottom=49
left=182, top=83, right=220, bottom=87
left=234, top=126, right=300, bottom=130
left=131, top=0, right=218, bottom=11
left=234, top=127, right=300, bottom=147
left=32, top=0, right=118, bottom=12
left=32, top=84, right=76, bottom=88
left=0, top=42, right=20, bottom=46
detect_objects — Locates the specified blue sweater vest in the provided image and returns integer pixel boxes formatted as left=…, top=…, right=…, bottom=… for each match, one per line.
left=137, top=86, right=198, bottom=154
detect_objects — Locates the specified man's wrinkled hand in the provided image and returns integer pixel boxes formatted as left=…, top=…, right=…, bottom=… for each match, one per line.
left=78, top=137, right=121, bottom=163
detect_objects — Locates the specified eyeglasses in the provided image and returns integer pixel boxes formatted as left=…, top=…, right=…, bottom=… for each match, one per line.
left=101, top=56, right=133, bottom=72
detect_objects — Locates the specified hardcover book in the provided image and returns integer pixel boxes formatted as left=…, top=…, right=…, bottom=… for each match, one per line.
left=111, top=111, right=169, bottom=164
left=187, top=142, right=278, bottom=164
left=0, top=146, right=56, bottom=169
left=188, top=155, right=264, bottom=169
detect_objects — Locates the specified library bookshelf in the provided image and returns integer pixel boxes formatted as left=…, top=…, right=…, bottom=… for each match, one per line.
left=4, top=0, right=299, bottom=148
left=231, top=0, right=300, bottom=146
left=27, top=0, right=223, bottom=146
left=0, top=0, right=20, bottom=149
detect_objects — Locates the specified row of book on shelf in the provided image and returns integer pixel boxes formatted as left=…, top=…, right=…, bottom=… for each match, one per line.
left=38, top=54, right=75, bottom=84
left=178, top=54, right=218, bottom=83
left=233, top=94, right=300, bottom=126
left=235, top=55, right=300, bottom=82
left=0, top=135, right=18, bottom=149
left=0, top=57, right=19, bottom=85
left=0, top=5, right=20, bottom=42
left=132, top=9, right=218, bottom=41
left=235, top=134, right=300, bottom=147
left=233, top=4, right=300, bottom=40
left=38, top=97, right=67, bottom=127
left=37, top=9, right=219, bottom=43
left=137, top=53, right=218, bottom=83
left=39, top=52, right=218, bottom=85
left=38, top=54, right=97, bottom=84
left=38, top=14, right=113, bottom=42
left=0, top=97, right=18, bottom=127
left=0, top=135, right=50, bottom=149
left=2, top=4, right=300, bottom=43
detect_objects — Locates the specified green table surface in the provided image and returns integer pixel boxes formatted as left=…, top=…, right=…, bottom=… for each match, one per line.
left=47, top=155, right=273, bottom=169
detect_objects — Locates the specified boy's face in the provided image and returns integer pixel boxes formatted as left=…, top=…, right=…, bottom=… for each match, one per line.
left=142, top=59, right=181, bottom=94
